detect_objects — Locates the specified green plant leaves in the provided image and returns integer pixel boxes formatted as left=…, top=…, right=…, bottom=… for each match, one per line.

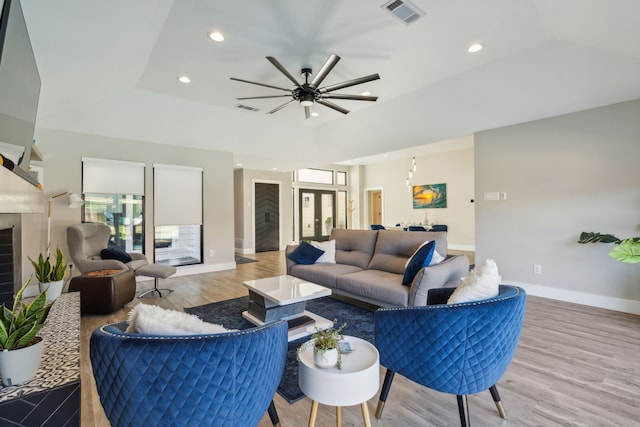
left=0, top=278, right=52, bottom=350
left=609, top=238, right=640, bottom=264
left=578, top=232, right=622, bottom=244
left=28, top=248, right=66, bottom=282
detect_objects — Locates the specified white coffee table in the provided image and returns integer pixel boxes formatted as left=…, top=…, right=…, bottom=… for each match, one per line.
left=298, top=336, right=380, bottom=427
left=242, top=275, right=333, bottom=341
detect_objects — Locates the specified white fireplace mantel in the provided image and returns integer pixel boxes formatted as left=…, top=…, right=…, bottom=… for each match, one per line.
left=0, top=166, right=44, bottom=213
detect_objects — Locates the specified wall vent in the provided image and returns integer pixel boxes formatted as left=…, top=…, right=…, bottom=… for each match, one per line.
left=381, top=0, right=425, bottom=24
left=235, top=104, right=260, bottom=112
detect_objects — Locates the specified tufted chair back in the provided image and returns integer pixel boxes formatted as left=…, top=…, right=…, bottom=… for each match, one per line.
left=374, top=285, right=526, bottom=426
left=90, top=320, right=288, bottom=427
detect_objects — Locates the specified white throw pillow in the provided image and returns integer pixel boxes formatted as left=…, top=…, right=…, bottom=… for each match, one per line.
left=125, top=304, right=236, bottom=335
left=447, top=259, right=501, bottom=304
left=310, top=239, right=336, bottom=263
left=429, top=250, right=445, bottom=265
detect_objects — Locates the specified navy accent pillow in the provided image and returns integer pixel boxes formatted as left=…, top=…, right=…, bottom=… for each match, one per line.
left=402, top=240, right=436, bottom=286
left=101, top=246, right=132, bottom=263
left=287, top=241, right=325, bottom=265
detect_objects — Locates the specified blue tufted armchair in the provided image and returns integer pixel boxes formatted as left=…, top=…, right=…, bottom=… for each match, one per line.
left=374, top=285, right=526, bottom=426
left=90, top=320, right=288, bottom=427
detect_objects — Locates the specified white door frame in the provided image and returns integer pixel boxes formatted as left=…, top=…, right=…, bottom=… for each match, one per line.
left=363, top=187, right=384, bottom=229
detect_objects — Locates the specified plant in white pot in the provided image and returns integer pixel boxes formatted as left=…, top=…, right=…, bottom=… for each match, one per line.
left=0, top=278, right=53, bottom=386
left=297, top=322, right=346, bottom=369
left=29, top=248, right=67, bottom=303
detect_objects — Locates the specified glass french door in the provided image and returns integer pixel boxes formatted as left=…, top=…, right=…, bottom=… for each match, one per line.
left=299, top=190, right=335, bottom=241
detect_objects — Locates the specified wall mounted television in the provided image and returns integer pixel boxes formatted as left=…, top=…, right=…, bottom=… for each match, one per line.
left=0, top=0, right=41, bottom=173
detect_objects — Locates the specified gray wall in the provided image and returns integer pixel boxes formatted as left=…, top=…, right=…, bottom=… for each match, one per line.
left=34, top=129, right=235, bottom=275
left=359, top=139, right=475, bottom=250
left=475, top=99, right=640, bottom=313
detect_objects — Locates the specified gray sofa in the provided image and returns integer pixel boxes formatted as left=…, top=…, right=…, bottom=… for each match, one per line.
left=285, top=228, right=469, bottom=307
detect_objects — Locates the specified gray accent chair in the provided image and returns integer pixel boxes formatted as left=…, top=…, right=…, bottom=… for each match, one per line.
left=67, top=223, right=149, bottom=274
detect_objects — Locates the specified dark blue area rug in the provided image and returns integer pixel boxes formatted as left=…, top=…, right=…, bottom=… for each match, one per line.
left=185, top=296, right=375, bottom=403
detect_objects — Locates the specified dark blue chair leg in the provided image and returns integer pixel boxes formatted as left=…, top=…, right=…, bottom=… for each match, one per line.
left=489, top=385, right=507, bottom=418
left=267, top=400, right=280, bottom=426
left=375, top=370, right=396, bottom=418
left=457, top=395, right=470, bottom=427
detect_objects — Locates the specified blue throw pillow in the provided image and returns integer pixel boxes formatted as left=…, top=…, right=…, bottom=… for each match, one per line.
left=287, top=241, right=325, bottom=265
left=402, top=240, right=436, bottom=286
left=101, top=245, right=132, bottom=263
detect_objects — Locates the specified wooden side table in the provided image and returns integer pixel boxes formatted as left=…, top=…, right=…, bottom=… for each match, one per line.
left=298, top=336, right=379, bottom=427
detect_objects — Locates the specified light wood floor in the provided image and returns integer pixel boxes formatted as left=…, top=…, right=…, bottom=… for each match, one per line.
left=80, top=251, right=640, bottom=427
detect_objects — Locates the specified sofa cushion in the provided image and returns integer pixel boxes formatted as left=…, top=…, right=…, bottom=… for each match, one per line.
left=287, top=241, right=324, bottom=265
left=368, top=230, right=435, bottom=274
left=310, top=239, right=336, bottom=263
left=330, top=229, right=378, bottom=269
left=402, top=240, right=436, bottom=285
left=289, top=263, right=363, bottom=288
left=336, top=270, right=409, bottom=307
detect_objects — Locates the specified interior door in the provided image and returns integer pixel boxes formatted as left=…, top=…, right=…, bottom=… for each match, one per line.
left=255, top=183, right=279, bottom=252
left=300, top=190, right=335, bottom=241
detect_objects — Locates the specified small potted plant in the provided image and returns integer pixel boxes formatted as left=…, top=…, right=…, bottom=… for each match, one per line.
left=0, top=278, right=53, bottom=386
left=29, top=248, right=67, bottom=302
left=324, top=217, right=333, bottom=235
left=297, top=321, right=346, bottom=369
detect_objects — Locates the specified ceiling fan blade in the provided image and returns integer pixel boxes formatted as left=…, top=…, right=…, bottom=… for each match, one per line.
left=304, top=106, right=312, bottom=119
left=266, top=56, right=302, bottom=88
left=309, top=54, right=340, bottom=89
left=230, top=77, right=292, bottom=92
left=236, top=95, right=292, bottom=100
left=320, top=73, right=380, bottom=93
left=322, top=94, right=378, bottom=102
left=267, top=99, right=296, bottom=114
left=316, top=99, right=350, bottom=115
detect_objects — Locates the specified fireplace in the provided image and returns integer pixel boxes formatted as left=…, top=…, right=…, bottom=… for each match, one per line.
left=1, top=166, right=44, bottom=300
left=0, top=217, right=21, bottom=306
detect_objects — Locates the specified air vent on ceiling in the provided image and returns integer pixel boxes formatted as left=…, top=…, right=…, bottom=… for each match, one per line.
left=381, top=0, right=425, bottom=24
left=235, top=104, right=260, bottom=112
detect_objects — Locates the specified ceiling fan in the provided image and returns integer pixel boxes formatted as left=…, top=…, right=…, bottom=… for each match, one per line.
left=230, top=54, right=380, bottom=119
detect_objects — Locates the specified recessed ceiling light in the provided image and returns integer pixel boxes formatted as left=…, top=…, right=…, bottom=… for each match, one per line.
left=208, top=31, right=224, bottom=42
left=236, top=163, right=243, bottom=167
left=177, top=75, right=191, bottom=84
left=467, top=43, right=483, bottom=53
left=362, top=91, right=371, bottom=96
left=272, top=167, right=278, bottom=170
left=311, top=112, right=319, bottom=117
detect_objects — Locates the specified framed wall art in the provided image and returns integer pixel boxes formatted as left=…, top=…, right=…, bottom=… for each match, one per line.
left=412, top=183, right=447, bottom=209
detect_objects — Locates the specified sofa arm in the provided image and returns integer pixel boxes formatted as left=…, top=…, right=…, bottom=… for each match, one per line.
left=285, top=244, right=299, bottom=274
left=408, top=255, right=469, bottom=306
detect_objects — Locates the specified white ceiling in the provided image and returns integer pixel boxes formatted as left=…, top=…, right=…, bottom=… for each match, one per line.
left=21, top=0, right=640, bottom=171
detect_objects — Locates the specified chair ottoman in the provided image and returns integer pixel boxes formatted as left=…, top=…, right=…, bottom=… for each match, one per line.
left=69, top=269, right=136, bottom=314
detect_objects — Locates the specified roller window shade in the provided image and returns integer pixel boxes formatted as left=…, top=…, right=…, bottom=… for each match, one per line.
left=82, top=157, right=145, bottom=195
left=154, top=164, right=203, bottom=226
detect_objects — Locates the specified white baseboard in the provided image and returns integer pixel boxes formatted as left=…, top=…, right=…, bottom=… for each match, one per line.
left=448, top=244, right=475, bottom=252
left=506, top=280, right=640, bottom=315
left=236, top=247, right=254, bottom=255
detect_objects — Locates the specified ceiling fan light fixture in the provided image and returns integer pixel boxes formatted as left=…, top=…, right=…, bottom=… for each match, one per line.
left=300, top=100, right=314, bottom=107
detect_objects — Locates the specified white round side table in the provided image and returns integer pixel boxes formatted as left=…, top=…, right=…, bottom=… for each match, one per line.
left=298, top=336, right=380, bottom=427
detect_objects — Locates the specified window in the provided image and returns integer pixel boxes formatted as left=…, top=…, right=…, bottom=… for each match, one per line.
left=83, top=194, right=144, bottom=252
left=297, top=168, right=334, bottom=185
left=336, top=171, right=347, bottom=186
left=82, top=158, right=145, bottom=253
left=153, top=164, right=203, bottom=266
left=337, top=191, right=347, bottom=229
